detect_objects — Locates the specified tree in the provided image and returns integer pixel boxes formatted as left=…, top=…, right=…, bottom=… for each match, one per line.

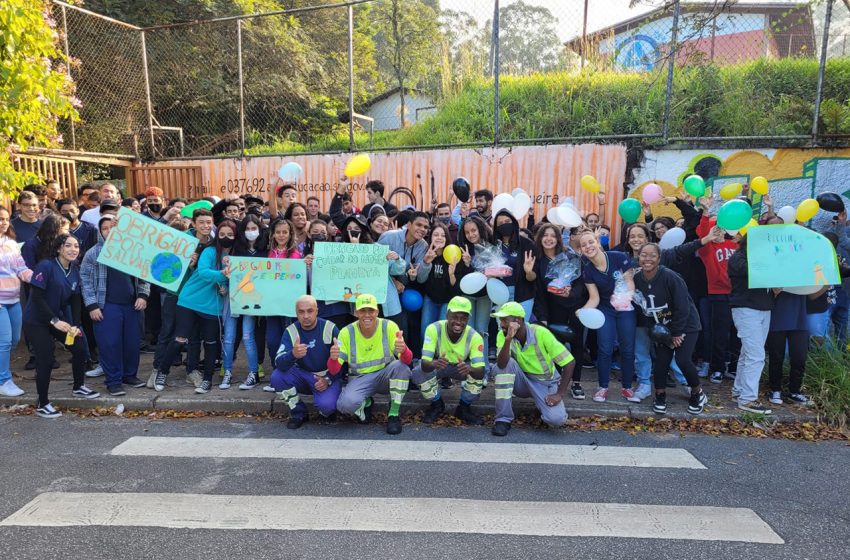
left=438, top=9, right=489, bottom=98
left=0, top=0, right=78, bottom=193
left=497, top=0, right=563, bottom=75
left=372, top=0, right=440, bottom=127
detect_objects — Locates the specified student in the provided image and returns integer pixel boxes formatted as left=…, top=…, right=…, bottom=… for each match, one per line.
left=305, top=220, right=351, bottom=329
left=455, top=216, right=494, bottom=357
left=11, top=191, right=43, bottom=244
left=418, top=223, right=457, bottom=339
left=56, top=198, right=96, bottom=258
left=0, top=207, right=32, bottom=397
left=284, top=202, right=309, bottom=253
left=493, top=209, right=536, bottom=318
left=23, top=234, right=99, bottom=418
left=362, top=180, right=399, bottom=219
left=767, top=290, right=819, bottom=406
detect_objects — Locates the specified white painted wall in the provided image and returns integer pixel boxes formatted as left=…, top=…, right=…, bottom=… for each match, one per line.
left=364, top=92, right=435, bottom=131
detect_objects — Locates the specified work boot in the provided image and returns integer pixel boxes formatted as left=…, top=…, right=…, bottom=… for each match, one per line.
left=454, top=402, right=483, bottom=425
left=422, top=398, right=445, bottom=424
left=287, top=415, right=308, bottom=430
left=491, top=421, right=511, bottom=437
left=386, top=415, right=402, bottom=435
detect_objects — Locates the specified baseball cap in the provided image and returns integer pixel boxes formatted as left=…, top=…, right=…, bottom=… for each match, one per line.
left=446, top=296, right=472, bottom=315
left=491, top=301, right=526, bottom=319
left=355, top=294, right=378, bottom=311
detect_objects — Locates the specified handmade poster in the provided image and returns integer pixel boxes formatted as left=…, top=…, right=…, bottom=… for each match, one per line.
left=228, top=257, right=306, bottom=317
left=311, top=242, right=389, bottom=303
left=747, top=224, right=840, bottom=289
left=97, top=207, right=198, bottom=289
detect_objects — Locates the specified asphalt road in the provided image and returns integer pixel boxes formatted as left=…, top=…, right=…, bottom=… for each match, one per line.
left=0, top=413, right=847, bottom=559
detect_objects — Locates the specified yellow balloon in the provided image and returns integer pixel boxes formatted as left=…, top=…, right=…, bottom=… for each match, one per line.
left=719, top=182, right=743, bottom=200
left=442, top=244, right=462, bottom=265
left=739, top=218, right=758, bottom=235
left=580, top=175, right=601, bottom=193
left=796, top=198, right=819, bottom=222
left=344, top=154, right=372, bottom=178
left=750, top=176, right=769, bottom=196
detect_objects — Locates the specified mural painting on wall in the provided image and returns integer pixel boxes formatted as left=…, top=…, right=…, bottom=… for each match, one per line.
left=630, top=148, right=850, bottom=232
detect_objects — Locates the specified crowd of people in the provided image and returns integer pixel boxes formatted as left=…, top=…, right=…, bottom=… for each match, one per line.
left=0, top=176, right=845, bottom=435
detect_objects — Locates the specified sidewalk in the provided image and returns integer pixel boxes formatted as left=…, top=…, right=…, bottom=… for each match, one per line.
left=0, top=348, right=819, bottom=423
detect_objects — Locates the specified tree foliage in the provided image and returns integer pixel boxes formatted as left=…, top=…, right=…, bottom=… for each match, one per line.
left=0, top=0, right=78, bottom=194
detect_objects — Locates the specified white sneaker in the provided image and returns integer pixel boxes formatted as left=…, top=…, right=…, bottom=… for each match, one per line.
left=186, top=370, right=203, bottom=388
left=696, top=363, right=709, bottom=378
left=628, top=384, right=652, bottom=402
left=0, top=379, right=25, bottom=397
left=85, top=365, right=104, bottom=378
left=262, top=384, right=276, bottom=392
left=769, top=391, right=783, bottom=405
left=219, top=370, right=232, bottom=390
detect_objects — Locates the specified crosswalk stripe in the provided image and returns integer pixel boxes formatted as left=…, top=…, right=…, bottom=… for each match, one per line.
left=0, top=492, right=783, bottom=544
left=110, top=437, right=706, bottom=469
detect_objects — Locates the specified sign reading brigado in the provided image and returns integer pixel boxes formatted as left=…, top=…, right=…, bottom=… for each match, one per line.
left=97, top=207, right=199, bottom=289
left=311, top=242, right=389, bottom=303
left=747, top=224, right=840, bottom=289
left=228, top=257, right=306, bottom=317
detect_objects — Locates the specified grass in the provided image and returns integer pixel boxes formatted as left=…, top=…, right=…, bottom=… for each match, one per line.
left=805, top=345, right=850, bottom=429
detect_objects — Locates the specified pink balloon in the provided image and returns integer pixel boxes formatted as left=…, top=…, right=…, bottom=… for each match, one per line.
left=642, top=183, right=663, bottom=204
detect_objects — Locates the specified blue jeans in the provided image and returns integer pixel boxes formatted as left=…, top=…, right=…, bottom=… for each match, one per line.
left=467, top=295, right=491, bottom=350
left=223, top=313, right=258, bottom=373
left=0, top=302, right=22, bottom=384
left=829, top=287, right=849, bottom=347
left=506, top=286, right=534, bottom=322
left=597, top=307, right=635, bottom=389
left=420, top=296, right=448, bottom=344
left=93, top=302, right=141, bottom=388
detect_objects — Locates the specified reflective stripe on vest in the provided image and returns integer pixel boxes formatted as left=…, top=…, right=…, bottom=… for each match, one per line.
left=433, top=321, right=473, bottom=362
left=512, top=325, right=554, bottom=379
left=345, top=319, right=392, bottom=375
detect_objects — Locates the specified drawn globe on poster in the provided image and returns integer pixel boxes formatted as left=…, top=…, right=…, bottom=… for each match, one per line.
left=614, top=34, right=660, bottom=72
left=151, top=252, right=182, bottom=284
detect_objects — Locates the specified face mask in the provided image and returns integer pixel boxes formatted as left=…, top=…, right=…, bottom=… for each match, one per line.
left=245, top=230, right=260, bottom=241
left=600, top=235, right=610, bottom=247
left=496, top=222, right=515, bottom=237
left=147, top=203, right=162, bottom=213
left=437, top=216, right=451, bottom=225
left=311, top=234, right=327, bottom=242
left=218, top=237, right=234, bottom=248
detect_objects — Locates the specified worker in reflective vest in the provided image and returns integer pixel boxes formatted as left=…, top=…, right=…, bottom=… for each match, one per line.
left=491, top=301, right=575, bottom=437
left=413, top=296, right=486, bottom=425
left=270, top=295, right=340, bottom=430
left=331, top=294, right=412, bottom=435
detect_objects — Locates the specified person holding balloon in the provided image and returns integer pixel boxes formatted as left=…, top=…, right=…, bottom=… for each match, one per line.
left=493, top=210, right=537, bottom=319
left=417, top=224, right=459, bottom=343
left=455, top=216, right=494, bottom=360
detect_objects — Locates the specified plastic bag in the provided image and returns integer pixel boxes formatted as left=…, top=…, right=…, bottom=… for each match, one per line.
left=610, top=270, right=634, bottom=311
left=388, top=256, right=407, bottom=277
left=473, top=244, right=512, bottom=278
left=545, top=252, right=580, bottom=293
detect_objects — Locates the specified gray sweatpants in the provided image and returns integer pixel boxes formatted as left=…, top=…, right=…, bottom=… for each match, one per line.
left=411, top=365, right=483, bottom=403
left=337, top=360, right=411, bottom=418
left=492, top=358, right=567, bottom=427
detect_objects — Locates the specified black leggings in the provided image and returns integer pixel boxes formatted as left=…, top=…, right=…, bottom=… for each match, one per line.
left=23, top=321, right=89, bottom=406
left=158, top=305, right=221, bottom=382
left=652, top=331, right=700, bottom=391
left=766, top=330, right=808, bottom=394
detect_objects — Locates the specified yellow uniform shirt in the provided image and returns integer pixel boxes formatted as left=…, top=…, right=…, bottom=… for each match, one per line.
left=496, top=324, right=573, bottom=379
left=338, top=318, right=400, bottom=375
left=421, top=321, right=486, bottom=369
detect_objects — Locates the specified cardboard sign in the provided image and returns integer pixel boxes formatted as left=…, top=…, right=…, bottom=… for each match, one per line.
left=228, top=257, right=307, bottom=317
left=747, top=224, right=840, bottom=289
left=311, top=242, right=389, bottom=303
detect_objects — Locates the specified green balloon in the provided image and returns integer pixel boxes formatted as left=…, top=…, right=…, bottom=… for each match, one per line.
left=683, top=175, right=706, bottom=198
left=717, top=199, right=752, bottom=230
left=180, top=199, right=214, bottom=218
left=618, top=198, right=642, bottom=224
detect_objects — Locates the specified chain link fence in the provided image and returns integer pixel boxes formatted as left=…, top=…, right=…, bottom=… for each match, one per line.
left=50, top=0, right=850, bottom=160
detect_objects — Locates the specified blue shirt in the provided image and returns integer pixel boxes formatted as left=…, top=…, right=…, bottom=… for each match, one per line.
left=581, top=251, right=634, bottom=310
left=105, top=266, right=135, bottom=305
left=770, top=291, right=808, bottom=331
left=11, top=217, right=42, bottom=243
left=24, top=258, right=80, bottom=324
left=274, top=319, right=339, bottom=374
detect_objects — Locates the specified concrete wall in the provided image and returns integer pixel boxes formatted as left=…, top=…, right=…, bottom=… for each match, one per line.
left=364, top=93, right=435, bottom=131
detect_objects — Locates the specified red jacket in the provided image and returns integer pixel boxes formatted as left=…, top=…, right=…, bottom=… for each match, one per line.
left=696, top=215, right=737, bottom=295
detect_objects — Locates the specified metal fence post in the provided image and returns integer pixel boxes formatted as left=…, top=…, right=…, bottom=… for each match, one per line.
left=140, top=30, right=156, bottom=158
left=60, top=5, right=77, bottom=151
left=348, top=4, right=355, bottom=152
left=237, top=19, right=246, bottom=154
left=661, top=0, right=681, bottom=143
left=812, top=0, right=834, bottom=141
left=492, top=0, right=501, bottom=148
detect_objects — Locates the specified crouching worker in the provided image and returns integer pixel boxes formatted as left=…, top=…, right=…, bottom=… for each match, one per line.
left=491, top=301, right=575, bottom=437
left=413, top=296, right=486, bottom=425
left=333, top=294, right=412, bottom=435
left=271, top=295, right=341, bottom=429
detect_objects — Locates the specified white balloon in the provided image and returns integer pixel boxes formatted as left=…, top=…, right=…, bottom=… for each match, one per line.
left=210, top=196, right=222, bottom=204
left=547, top=207, right=562, bottom=225
left=556, top=205, right=583, bottom=228
left=460, top=272, right=487, bottom=295
left=559, top=197, right=575, bottom=208
left=777, top=205, right=796, bottom=224
left=576, top=308, right=605, bottom=330
left=278, top=161, right=303, bottom=182
left=492, top=193, right=514, bottom=218
left=486, top=278, right=511, bottom=305
left=658, top=227, right=686, bottom=250
left=512, top=192, right=532, bottom=220
left=512, top=188, right=526, bottom=197
left=783, top=285, right=822, bottom=295
left=725, top=229, right=739, bottom=236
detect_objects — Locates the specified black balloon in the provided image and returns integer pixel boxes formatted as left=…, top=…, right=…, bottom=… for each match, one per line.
left=816, top=192, right=845, bottom=213
left=548, top=323, right=575, bottom=344
left=649, top=323, right=674, bottom=348
left=452, top=177, right=471, bottom=203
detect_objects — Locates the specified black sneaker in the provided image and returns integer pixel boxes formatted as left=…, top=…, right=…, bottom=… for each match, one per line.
left=440, top=378, right=453, bottom=390
left=287, top=415, right=308, bottom=430
left=454, top=402, right=483, bottom=425
left=123, top=376, right=146, bottom=388
left=570, top=383, right=586, bottom=400
left=738, top=401, right=772, bottom=415
left=154, top=371, right=167, bottom=392
left=139, top=344, right=155, bottom=355
left=24, top=356, right=36, bottom=370
left=386, top=415, right=402, bottom=435
left=687, top=390, right=708, bottom=415
left=492, top=421, right=511, bottom=437
left=787, top=393, right=812, bottom=405
left=72, top=385, right=100, bottom=399
left=653, top=393, right=668, bottom=414
left=195, top=380, right=212, bottom=394
left=422, top=398, right=445, bottom=424
left=36, top=402, right=62, bottom=418
left=107, top=385, right=127, bottom=397
left=319, top=412, right=338, bottom=424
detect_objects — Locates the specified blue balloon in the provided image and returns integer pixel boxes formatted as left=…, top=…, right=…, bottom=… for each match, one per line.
left=400, top=289, right=423, bottom=312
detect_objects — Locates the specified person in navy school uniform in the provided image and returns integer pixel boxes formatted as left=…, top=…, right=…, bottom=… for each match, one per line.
left=23, top=233, right=100, bottom=418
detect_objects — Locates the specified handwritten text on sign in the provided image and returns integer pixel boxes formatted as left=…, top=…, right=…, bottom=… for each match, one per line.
left=311, top=242, right=389, bottom=304
left=228, top=257, right=307, bottom=317
left=98, top=207, right=199, bottom=289
left=747, top=224, right=840, bottom=289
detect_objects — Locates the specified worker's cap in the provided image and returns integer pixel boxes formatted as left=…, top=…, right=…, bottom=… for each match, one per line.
left=491, top=301, right=526, bottom=319
left=355, top=293, right=379, bottom=311
left=446, top=296, right=472, bottom=315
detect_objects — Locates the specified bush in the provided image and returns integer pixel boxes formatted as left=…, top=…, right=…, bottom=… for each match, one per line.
left=805, top=346, right=850, bottom=428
